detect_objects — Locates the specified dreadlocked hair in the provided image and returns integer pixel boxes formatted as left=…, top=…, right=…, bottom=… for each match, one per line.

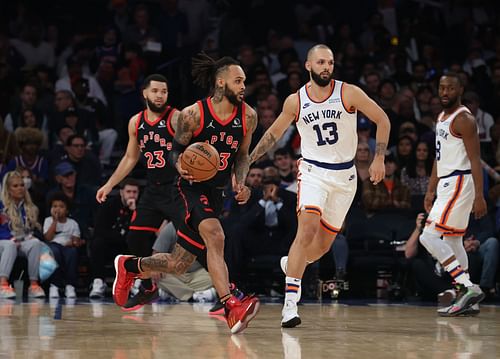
left=191, top=52, right=240, bottom=91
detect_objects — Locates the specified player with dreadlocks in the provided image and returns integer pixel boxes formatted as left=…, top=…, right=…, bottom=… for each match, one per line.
left=112, top=53, right=260, bottom=334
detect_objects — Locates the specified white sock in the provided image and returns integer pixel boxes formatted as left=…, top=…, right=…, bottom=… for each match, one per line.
left=285, top=276, right=301, bottom=303
left=444, top=258, right=473, bottom=287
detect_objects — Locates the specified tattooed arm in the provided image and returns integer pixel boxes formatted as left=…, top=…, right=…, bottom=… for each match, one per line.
left=233, top=104, right=258, bottom=204
left=140, top=243, right=197, bottom=275
left=169, top=104, right=201, bottom=180
left=249, top=93, right=298, bottom=163
left=343, top=83, right=390, bottom=185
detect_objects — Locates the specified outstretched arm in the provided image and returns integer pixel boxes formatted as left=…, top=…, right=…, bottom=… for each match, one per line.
left=96, top=115, right=140, bottom=203
left=343, top=84, right=390, bottom=184
left=454, top=111, right=487, bottom=219
left=249, top=93, right=298, bottom=163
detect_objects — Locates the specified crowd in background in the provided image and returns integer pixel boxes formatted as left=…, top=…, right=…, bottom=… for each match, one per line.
left=0, top=0, right=499, bottom=301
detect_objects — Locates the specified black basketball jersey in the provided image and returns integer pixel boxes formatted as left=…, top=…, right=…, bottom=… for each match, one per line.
left=193, top=98, right=247, bottom=187
left=136, top=106, right=178, bottom=184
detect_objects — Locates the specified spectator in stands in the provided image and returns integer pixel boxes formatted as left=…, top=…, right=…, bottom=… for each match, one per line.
left=463, top=91, right=495, bottom=165
left=401, top=141, right=434, bottom=198
left=245, top=165, right=264, bottom=191
left=153, top=222, right=216, bottom=302
left=0, top=119, right=18, bottom=176
left=123, top=3, right=160, bottom=49
left=72, top=78, right=117, bottom=166
left=392, top=135, right=414, bottom=170
left=0, top=171, right=45, bottom=298
left=59, top=134, right=102, bottom=187
left=353, top=141, right=372, bottom=208
left=357, top=116, right=376, bottom=153
left=47, top=126, right=75, bottom=165
left=362, top=153, right=411, bottom=212
left=17, top=109, right=49, bottom=148
left=9, top=21, right=55, bottom=68
left=89, top=178, right=139, bottom=298
left=44, top=192, right=82, bottom=299
left=50, top=161, right=95, bottom=238
left=18, top=166, right=46, bottom=221
left=463, top=215, right=499, bottom=298
left=273, top=148, right=295, bottom=187
left=2, top=128, right=48, bottom=183
left=4, top=83, right=48, bottom=133
left=405, top=213, right=452, bottom=300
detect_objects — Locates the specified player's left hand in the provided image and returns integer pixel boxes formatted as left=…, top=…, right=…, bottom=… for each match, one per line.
left=234, top=184, right=251, bottom=205
left=472, top=196, right=487, bottom=219
left=369, top=157, right=385, bottom=185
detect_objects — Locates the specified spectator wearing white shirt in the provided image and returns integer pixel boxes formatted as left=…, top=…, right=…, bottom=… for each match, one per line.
left=43, top=192, right=82, bottom=298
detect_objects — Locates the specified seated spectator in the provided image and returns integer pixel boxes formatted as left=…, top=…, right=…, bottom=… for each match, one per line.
left=43, top=192, right=82, bottom=298
left=17, top=109, right=49, bottom=149
left=362, top=153, right=411, bottom=212
left=4, top=83, right=48, bottom=133
left=47, top=126, right=75, bottom=165
left=0, top=119, right=18, bottom=177
left=353, top=141, right=372, bottom=208
left=401, top=141, right=434, bottom=206
left=56, top=134, right=102, bottom=187
left=153, top=222, right=216, bottom=302
left=405, top=213, right=452, bottom=300
left=357, top=116, right=376, bottom=153
left=50, top=161, right=95, bottom=238
left=392, top=135, right=415, bottom=170
left=273, top=148, right=295, bottom=187
left=0, top=171, right=45, bottom=298
left=18, top=166, right=47, bottom=221
left=463, top=215, right=499, bottom=298
left=89, top=178, right=139, bottom=298
left=246, top=165, right=264, bottom=191
left=2, top=128, right=48, bottom=183
left=72, top=78, right=117, bottom=166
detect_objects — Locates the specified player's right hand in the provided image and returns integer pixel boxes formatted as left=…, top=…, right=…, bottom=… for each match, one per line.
left=96, top=184, right=112, bottom=203
left=176, top=153, right=195, bottom=181
left=423, top=191, right=435, bottom=213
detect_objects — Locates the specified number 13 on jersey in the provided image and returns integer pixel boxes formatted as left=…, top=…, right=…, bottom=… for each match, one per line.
left=313, top=122, right=339, bottom=146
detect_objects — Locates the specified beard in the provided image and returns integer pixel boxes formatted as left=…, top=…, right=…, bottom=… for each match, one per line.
left=146, top=98, right=168, bottom=113
left=224, top=85, right=242, bottom=106
left=310, top=69, right=334, bottom=87
left=440, top=96, right=458, bottom=109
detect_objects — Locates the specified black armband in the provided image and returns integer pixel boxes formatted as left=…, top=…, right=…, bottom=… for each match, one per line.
left=168, top=139, right=188, bottom=168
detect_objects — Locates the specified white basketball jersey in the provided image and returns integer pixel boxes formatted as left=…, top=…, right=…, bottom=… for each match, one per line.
left=296, top=80, right=357, bottom=164
left=435, top=106, right=472, bottom=177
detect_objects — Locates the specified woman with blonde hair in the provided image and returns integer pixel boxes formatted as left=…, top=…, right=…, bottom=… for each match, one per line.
left=0, top=171, right=45, bottom=298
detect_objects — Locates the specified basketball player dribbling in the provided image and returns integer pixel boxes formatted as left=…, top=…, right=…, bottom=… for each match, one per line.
left=419, top=72, right=487, bottom=316
left=96, top=74, right=180, bottom=311
left=112, top=53, right=261, bottom=334
left=250, top=44, right=391, bottom=328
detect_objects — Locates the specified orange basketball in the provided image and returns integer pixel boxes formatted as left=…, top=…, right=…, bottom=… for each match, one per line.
left=181, top=142, right=219, bottom=181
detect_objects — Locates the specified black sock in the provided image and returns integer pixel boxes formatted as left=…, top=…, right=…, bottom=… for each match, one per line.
left=142, top=278, right=153, bottom=290
left=124, top=257, right=141, bottom=273
left=220, top=293, right=231, bottom=305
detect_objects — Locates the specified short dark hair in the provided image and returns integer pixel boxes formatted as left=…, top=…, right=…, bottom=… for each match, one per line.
left=119, top=177, right=140, bottom=189
left=143, top=74, right=168, bottom=89
left=442, top=71, right=463, bottom=87
left=66, top=134, right=86, bottom=147
left=48, top=191, right=71, bottom=210
left=274, top=148, right=291, bottom=158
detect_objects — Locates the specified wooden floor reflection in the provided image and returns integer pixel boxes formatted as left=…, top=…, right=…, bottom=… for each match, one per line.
left=0, top=299, right=498, bottom=358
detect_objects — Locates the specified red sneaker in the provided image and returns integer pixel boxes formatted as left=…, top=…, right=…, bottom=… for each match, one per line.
left=225, top=295, right=260, bottom=334
left=112, top=255, right=137, bottom=306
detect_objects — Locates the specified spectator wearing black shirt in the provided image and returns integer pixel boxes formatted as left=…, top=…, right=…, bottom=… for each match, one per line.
left=89, top=178, right=139, bottom=298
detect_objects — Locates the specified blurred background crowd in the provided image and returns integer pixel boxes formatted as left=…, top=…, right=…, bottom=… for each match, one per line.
left=0, top=0, right=499, bottom=303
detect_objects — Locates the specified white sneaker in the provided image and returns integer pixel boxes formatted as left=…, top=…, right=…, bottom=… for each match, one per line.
left=89, top=278, right=107, bottom=299
left=192, top=287, right=217, bottom=302
left=280, top=256, right=302, bottom=301
left=281, top=299, right=301, bottom=328
left=65, top=285, right=76, bottom=298
left=49, top=284, right=60, bottom=298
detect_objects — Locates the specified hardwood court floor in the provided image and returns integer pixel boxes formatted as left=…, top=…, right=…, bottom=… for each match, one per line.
left=0, top=299, right=498, bottom=358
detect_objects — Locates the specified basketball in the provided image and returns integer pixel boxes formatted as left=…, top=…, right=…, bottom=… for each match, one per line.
left=181, top=142, right=220, bottom=181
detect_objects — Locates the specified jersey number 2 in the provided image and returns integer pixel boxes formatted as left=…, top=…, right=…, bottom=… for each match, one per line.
left=144, top=151, right=166, bottom=168
left=313, top=122, right=338, bottom=146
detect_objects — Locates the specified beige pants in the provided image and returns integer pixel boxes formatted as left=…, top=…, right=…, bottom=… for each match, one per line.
left=157, top=268, right=213, bottom=301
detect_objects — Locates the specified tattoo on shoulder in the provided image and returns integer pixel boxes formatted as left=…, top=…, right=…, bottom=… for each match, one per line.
left=246, top=108, right=258, bottom=133
left=175, top=108, right=199, bottom=144
left=375, top=142, right=387, bottom=156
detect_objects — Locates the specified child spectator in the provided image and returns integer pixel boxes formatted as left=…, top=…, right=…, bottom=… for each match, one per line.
left=43, top=192, right=82, bottom=298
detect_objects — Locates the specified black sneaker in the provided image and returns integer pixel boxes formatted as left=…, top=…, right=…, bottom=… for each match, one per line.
left=122, top=284, right=159, bottom=312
